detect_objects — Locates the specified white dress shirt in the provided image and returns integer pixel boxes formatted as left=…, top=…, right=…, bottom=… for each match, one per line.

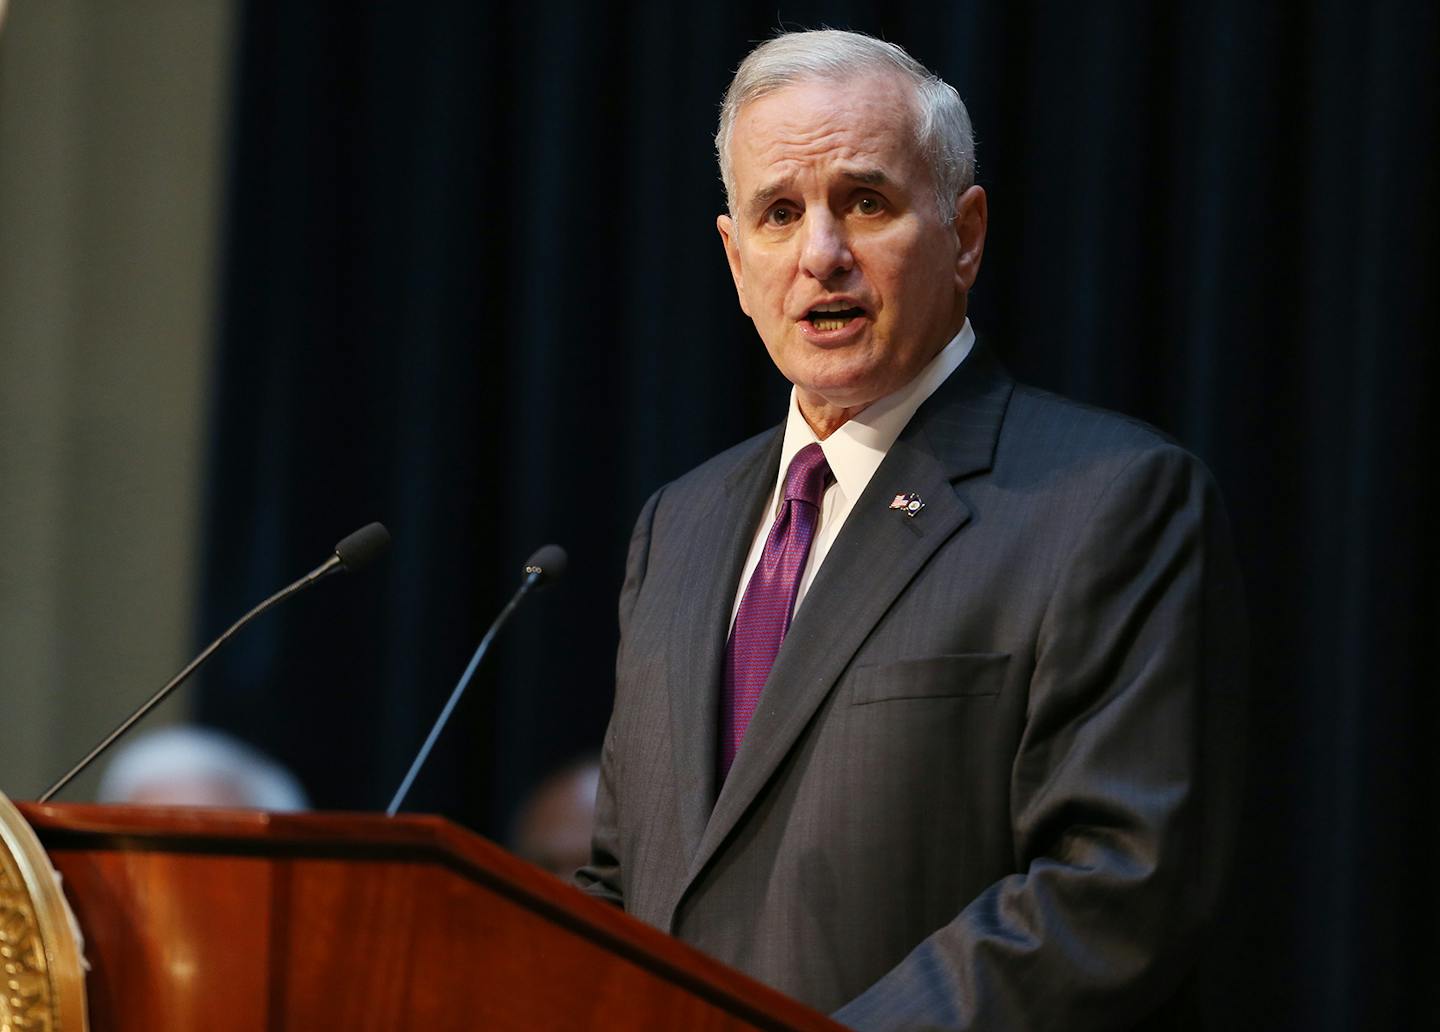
left=729, top=319, right=976, bottom=628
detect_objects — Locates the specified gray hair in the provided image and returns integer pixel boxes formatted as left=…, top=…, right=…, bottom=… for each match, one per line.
left=98, top=725, right=310, bottom=811
left=715, top=30, right=975, bottom=220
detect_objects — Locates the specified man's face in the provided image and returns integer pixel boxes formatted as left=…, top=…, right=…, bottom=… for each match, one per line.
left=717, top=73, right=986, bottom=426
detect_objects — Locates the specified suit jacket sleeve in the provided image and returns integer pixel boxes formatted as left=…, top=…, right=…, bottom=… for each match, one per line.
left=832, top=443, right=1247, bottom=1031
left=574, top=485, right=662, bottom=907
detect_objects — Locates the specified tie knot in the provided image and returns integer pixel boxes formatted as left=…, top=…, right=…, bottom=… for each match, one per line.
left=783, top=443, right=831, bottom=507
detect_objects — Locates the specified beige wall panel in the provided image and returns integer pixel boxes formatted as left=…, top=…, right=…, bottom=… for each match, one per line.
left=0, top=1, right=233, bottom=799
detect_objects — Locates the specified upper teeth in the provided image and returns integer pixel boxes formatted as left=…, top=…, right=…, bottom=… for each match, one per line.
left=812, top=302, right=853, bottom=313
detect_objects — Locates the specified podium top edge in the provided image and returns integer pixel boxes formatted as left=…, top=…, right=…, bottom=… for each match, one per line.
left=16, top=801, right=842, bottom=1031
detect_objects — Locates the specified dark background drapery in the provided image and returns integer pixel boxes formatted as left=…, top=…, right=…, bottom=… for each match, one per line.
left=196, top=3, right=1437, bottom=1027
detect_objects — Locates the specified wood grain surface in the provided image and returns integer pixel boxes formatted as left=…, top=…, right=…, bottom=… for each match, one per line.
left=18, top=803, right=841, bottom=1031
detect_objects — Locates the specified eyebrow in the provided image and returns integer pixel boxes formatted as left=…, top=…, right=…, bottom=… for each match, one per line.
left=743, top=167, right=896, bottom=216
left=843, top=168, right=893, bottom=188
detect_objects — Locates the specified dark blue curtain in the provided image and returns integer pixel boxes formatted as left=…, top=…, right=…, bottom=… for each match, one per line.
left=197, top=3, right=1437, bottom=1028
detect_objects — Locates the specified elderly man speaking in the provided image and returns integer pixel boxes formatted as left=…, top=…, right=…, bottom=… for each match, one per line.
left=579, top=29, right=1245, bottom=1031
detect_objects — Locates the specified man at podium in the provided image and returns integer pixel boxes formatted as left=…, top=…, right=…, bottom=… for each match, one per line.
left=579, top=29, right=1246, bottom=1031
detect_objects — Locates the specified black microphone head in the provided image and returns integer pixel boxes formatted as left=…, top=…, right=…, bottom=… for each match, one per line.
left=522, top=544, right=568, bottom=587
left=334, top=522, right=391, bottom=572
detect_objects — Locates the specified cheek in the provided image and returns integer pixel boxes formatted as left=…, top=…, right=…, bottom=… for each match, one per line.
left=742, top=244, right=793, bottom=293
left=879, top=245, right=947, bottom=314
left=865, top=257, right=908, bottom=312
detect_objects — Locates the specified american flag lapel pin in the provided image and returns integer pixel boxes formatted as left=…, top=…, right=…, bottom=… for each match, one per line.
left=889, top=492, right=925, bottom=517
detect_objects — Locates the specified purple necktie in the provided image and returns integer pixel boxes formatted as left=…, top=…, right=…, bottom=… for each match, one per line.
left=720, top=443, right=832, bottom=780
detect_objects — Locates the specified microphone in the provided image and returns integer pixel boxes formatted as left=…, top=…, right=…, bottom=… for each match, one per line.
left=386, top=544, right=567, bottom=817
left=37, top=522, right=392, bottom=803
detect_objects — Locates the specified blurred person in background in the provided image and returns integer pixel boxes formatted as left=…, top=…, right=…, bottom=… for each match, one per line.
left=98, top=724, right=309, bottom=811
left=508, top=753, right=600, bottom=880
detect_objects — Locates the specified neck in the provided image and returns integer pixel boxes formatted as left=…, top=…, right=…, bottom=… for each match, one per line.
left=795, top=315, right=969, bottom=439
left=797, top=395, right=870, bottom=439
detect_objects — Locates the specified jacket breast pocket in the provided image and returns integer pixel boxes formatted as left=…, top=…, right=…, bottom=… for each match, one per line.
left=848, top=652, right=1010, bottom=706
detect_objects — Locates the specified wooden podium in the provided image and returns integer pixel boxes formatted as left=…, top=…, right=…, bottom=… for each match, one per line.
left=4, top=800, right=840, bottom=1031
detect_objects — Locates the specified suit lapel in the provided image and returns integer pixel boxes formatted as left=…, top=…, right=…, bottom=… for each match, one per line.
left=665, top=427, right=784, bottom=865
left=682, top=344, right=1014, bottom=894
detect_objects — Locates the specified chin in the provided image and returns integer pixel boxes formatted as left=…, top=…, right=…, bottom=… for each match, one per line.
left=800, top=360, right=887, bottom=397
left=794, top=380, right=886, bottom=414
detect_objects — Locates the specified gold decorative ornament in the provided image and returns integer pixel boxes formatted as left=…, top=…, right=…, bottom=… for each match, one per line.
left=0, top=792, right=87, bottom=1032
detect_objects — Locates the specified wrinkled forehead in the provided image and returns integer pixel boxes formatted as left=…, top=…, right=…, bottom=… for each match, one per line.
left=728, top=73, right=926, bottom=203
left=731, top=70, right=920, bottom=151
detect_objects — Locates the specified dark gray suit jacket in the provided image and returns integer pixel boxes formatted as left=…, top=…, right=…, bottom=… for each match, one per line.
left=579, top=342, right=1246, bottom=1030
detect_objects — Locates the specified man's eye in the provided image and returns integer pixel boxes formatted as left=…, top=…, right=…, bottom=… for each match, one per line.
left=855, top=195, right=883, bottom=215
left=766, top=206, right=798, bottom=226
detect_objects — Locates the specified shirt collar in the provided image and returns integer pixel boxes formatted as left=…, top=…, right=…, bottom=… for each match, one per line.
left=773, top=319, right=976, bottom=512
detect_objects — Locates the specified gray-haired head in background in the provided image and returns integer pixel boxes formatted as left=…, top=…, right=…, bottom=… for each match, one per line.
left=715, top=29, right=976, bottom=221
left=97, top=724, right=309, bottom=811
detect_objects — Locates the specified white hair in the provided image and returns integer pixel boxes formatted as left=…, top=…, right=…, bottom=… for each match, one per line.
left=97, top=725, right=309, bottom=811
left=715, top=29, right=976, bottom=220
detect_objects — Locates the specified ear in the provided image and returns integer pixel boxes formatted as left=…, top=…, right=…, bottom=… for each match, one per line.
left=951, top=185, right=987, bottom=294
left=716, top=213, right=751, bottom=317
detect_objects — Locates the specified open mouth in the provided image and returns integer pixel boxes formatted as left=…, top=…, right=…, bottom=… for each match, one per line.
left=805, top=303, right=866, bottom=332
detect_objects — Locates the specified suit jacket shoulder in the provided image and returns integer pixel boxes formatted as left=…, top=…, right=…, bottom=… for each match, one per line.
left=650, top=424, right=782, bottom=521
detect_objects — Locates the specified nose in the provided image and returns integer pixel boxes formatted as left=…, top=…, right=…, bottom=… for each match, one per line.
left=799, top=209, right=854, bottom=281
